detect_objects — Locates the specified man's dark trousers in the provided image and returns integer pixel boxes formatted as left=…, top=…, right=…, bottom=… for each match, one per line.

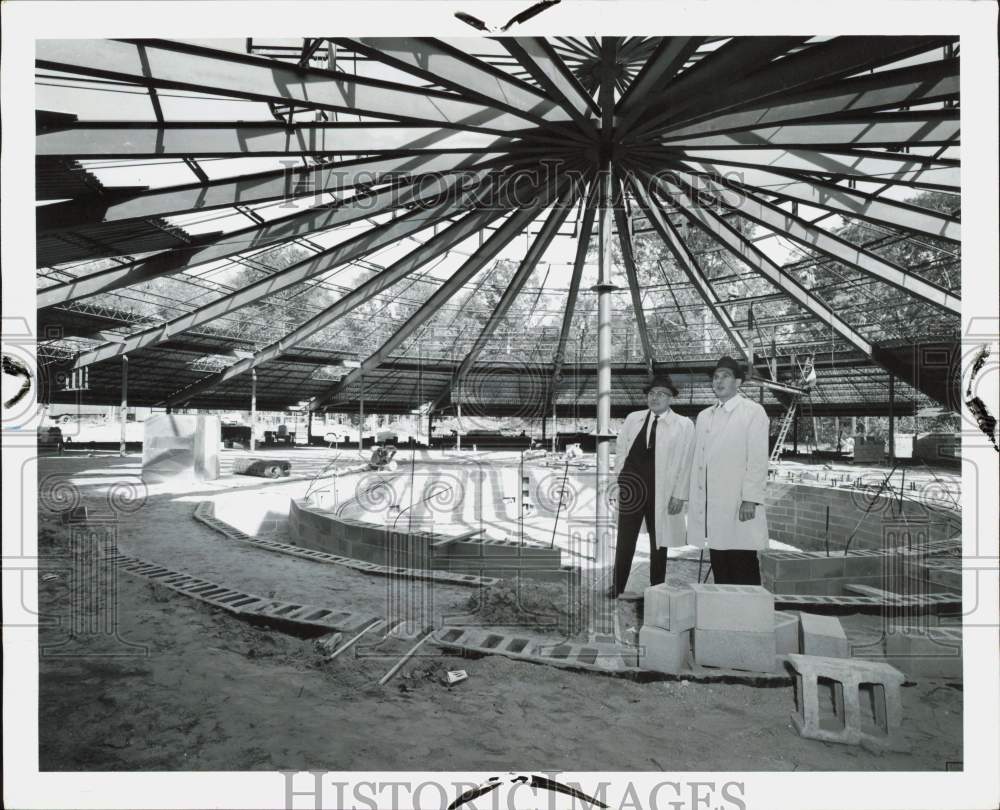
left=612, top=413, right=667, bottom=595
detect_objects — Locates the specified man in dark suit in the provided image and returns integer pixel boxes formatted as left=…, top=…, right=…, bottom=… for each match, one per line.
left=607, top=374, right=694, bottom=599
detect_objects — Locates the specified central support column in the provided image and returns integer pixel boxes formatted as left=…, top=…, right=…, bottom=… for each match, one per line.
left=593, top=166, right=618, bottom=616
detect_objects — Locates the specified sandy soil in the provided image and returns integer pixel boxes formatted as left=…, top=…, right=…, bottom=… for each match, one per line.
left=36, top=450, right=964, bottom=772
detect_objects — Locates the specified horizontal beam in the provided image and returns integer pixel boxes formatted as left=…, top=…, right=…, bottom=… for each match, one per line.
left=675, top=169, right=961, bottom=314
left=614, top=37, right=705, bottom=133
left=658, top=113, right=959, bottom=150
left=631, top=36, right=955, bottom=138
left=338, top=38, right=582, bottom=133
left=36, top=151, right=508, bottom=233
left=653, top=57, right=959, bottom=141
left=670, top=147, right=959, bottom=192
left=37, top=169, right=488, bottom=308
left=36, top=121, right=536, bottom=158
left=68, top=171, right=494, bottom=369
left=673, top=157, right=960, bottom=242
left=500, top=37, right=599, bottom=131
left=36, top=38, right=555, bottom=133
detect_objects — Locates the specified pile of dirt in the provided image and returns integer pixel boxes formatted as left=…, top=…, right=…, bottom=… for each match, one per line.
left=464, top=579, right=581, bottom=635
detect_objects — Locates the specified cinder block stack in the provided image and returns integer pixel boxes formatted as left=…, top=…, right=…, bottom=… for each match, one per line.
left=691, top=584, right=777, bottom=673
left=637, top=584, right=695, bottom=674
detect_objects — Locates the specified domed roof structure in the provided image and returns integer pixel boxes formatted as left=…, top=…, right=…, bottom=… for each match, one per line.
left=36, top=36, right=960, bottom=418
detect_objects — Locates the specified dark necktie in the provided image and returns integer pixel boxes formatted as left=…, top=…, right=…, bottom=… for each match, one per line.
left=647, top=415, right=659, bottom=450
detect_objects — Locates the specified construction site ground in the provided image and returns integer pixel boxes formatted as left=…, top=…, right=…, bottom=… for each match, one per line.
left=35, top=449, right=963, bottom=772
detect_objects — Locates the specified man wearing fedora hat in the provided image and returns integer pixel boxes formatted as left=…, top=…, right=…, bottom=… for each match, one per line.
left=607, top=373, right=695, bottom=598
left=687, top=356, right=770, bottom=585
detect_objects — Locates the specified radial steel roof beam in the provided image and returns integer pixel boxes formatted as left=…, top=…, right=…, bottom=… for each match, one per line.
left=337, top=38, right=584, bottom=134
left=614, top=38, right=705, bottom=133
left=598, top=38, right=619, bottom=142
left=38, top=167, right=491, bottom=309
left=629, top=36, right=954, bottom=139
left=657, top=113, right=959, bottom=150
left=653, top=57, right=960, bottom=141
left=36, top=38, right=552, bottom=133
left=649, top=171, right=875, bottom=357
left=162, top=188, right=523, bottom=406
left=499, top=38, right=600, bottom=132
left=68, top=171, right=494, bottom=369
left=36, top=122, right=541, bottom=158
left=626, top=166, right=750, bottom=362
left=673, top=158, right=960, bottom=243
left=675, top=168, right=960, bottom=314
left=553, top=176, right=600, bottom=379
left=36, top=151, right=508, bottom=234
left=625, top=37, right=809, bottom=139
left=611, top=173, right=656, bottom=369
left=308, top=170, right=577, bottom=411
left=670, top=147, right=959, bottom=192
left=432, top=175, right=586, bottom=412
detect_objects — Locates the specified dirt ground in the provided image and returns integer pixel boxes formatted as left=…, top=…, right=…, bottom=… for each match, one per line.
left=35, top=450, right=963, bottom=772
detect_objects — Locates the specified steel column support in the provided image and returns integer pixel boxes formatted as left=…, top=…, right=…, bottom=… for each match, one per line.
left=888, top=373, right=896, bottom=463
left=119, top=355, right=128, bottom=457
left=594, top=167, right=616, bottom=606
left=250, top=370, right=257, bottom=452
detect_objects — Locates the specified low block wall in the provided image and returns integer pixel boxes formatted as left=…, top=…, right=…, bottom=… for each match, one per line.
left=289, top=499, right=577, bottom=586
left=763, top=480, right=960, bottom=553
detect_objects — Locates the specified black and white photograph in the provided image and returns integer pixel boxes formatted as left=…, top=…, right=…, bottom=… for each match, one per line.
left=2, top=2, right=998, bottom=809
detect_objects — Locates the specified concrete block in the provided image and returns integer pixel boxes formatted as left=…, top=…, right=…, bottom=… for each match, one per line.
left=694, top=627, right=777, bottom=673
left=643, top=584, right=695, bottom=632
left=690, top=583, right=775, bottom=632
left=638, top=625, right=691, bottom=674
left=787, top=653, right=907, bottom=751
left=800, top=612, right=849, bottom=658
left=775, top=610, right=801, bottom=655
left=142, top=413, right=220, bottom=483
left=883, top=626, right=962, bottom=680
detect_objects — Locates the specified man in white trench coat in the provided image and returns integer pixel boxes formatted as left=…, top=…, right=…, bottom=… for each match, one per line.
left=608, top=374, right=695, bottom=598
left=688, top=356, right=770, bottom=585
